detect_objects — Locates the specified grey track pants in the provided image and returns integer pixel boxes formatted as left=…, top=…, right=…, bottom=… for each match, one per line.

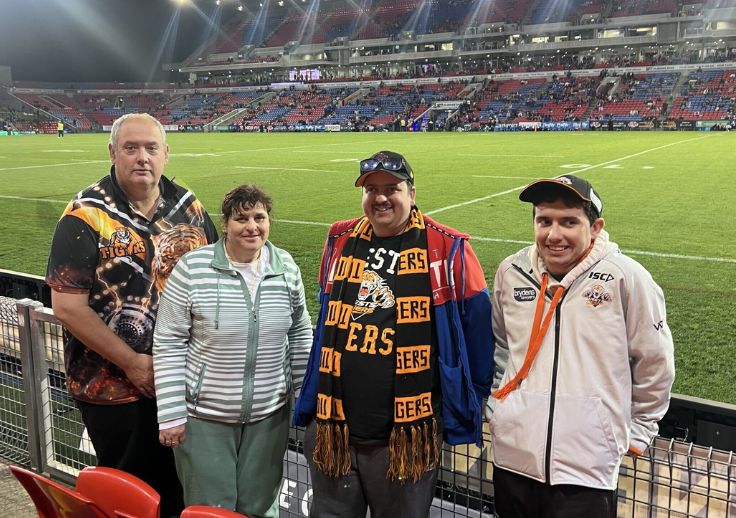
left=304, top=420, right=439, bottom=518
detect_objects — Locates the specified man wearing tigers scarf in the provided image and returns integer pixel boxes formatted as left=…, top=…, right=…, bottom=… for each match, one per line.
left=294, top=151, right=493, bottom=517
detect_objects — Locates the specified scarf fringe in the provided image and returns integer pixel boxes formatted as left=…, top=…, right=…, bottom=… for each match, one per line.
left=313, top=419, right=438, bottom=483
left=313, top=422, right=351, bottom=478
left=387, top=417, right=438, bottom=483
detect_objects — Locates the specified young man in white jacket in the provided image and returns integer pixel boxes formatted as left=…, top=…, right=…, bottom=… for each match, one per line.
left=486, top=175, right=675, bottom=518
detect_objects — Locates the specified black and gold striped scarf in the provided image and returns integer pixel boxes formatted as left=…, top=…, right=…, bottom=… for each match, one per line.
left=313, top=207, right=438, bottom=482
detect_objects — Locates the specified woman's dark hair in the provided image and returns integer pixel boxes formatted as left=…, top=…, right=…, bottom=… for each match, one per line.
left=221, top=184, right=272, bottom=223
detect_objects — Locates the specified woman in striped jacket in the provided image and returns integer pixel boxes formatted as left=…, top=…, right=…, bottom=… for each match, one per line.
left=153, top=185, right=312, bottom=517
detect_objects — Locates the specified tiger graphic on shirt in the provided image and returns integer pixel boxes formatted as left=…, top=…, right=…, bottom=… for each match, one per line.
left=351, top=269, right=395, bottom=320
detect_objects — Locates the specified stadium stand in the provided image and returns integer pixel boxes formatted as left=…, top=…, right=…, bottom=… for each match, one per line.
left=592, top=72, right=677, bottom=123
left=10, top=65, right=732, bottom=132
left=5, top=0, right=736, bottom=132
left=669, top=68, right=736, bottom=120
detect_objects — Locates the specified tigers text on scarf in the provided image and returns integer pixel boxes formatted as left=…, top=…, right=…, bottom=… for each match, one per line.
left=312, top=207, right=438, bottom=482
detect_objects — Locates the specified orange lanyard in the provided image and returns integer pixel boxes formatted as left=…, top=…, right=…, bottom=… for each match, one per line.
left=493, top=273, right=565, bottom=401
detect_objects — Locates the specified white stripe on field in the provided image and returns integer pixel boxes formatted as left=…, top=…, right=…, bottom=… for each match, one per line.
left=293, top=150, right=381, bottom=154
left=235, top=166, right=341, bottom=173
left=0, top=160, right=109, bottom=172
left=473, top=175, right=538, bottom=179
left=427, top=135, right=713, bottom=216
left=619, top=249, right=736, bottom=264
left=459, top=153, right=564, bottom=158
left=277, top=219, right=331, bottom=227
left=231, top=140, right=386, bottom=154
left=0, top=195, right=68, bottom=204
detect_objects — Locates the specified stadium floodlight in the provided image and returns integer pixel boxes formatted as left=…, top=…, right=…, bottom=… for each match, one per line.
left=216, top=0, right=220, bottom=4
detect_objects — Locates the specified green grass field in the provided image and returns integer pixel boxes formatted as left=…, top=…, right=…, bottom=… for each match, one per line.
left=0, top=131, right=734, bottom=403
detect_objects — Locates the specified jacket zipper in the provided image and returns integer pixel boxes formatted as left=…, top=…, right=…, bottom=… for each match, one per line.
left=192, top=363, right=207, bottom=409
left=513, top=265, right=541, bottom=289
left=544, top=302, right=562, bottom=483
left=514, top=263, right=563, bottom=482
left=241, top=275, right=263, bottom=422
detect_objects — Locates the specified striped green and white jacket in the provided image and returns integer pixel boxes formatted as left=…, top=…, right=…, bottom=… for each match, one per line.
left=153, top=238, right=312, bottom=424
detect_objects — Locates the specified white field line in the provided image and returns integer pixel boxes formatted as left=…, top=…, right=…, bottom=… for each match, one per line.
left=427, top=134, right=714, bottom=217
left=0, top=160, right=109, bottom=172
left=41, top=149, right=89, bottom=153
left=459, top=153, right=565, bottom=158
left=231, top=140, right=387, bottom=154
left=0, top=196, right=732, bottom=264
left=235, top=166, right=341, bottom=173
left=277, top=218, right=331, bottom=227
left=469, top=236, right=736, bottom=264
left=0, top=195, right=68, bottom=204
left=473, top=175, right=538, bottom=179
left=293, top=150, right=376, bottom=154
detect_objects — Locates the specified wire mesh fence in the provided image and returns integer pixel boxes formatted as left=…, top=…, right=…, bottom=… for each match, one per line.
left=28, top=307, right=95, bottom=478
left=0, top=296, right=29, bottom=466
left=1, top=296, right=735, bottom=517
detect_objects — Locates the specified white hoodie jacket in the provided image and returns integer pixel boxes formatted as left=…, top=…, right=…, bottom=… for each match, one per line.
left=486, top=230, right=675, bottom=489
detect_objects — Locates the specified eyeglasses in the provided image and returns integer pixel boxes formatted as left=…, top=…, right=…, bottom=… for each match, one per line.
left=359, top=156, right=413, bottom=181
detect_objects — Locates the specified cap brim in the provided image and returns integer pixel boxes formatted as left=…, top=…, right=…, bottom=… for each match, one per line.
left=355, top=169, right=410, bottom=187
left=519, top=179, right=591, bottom=203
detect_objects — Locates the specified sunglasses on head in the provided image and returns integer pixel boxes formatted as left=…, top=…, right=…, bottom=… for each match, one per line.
left=359, top=156, right=412, bottom=177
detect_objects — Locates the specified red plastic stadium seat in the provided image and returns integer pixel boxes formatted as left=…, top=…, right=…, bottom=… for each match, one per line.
left=181, top=505, right=249, bottom=517
left=9, top=465, right=107, bottom=518
left=75, top=466, right=161, bottom=518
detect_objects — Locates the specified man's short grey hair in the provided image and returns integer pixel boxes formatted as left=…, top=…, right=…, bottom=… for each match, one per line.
left=109, top=113, right=166, bottom=148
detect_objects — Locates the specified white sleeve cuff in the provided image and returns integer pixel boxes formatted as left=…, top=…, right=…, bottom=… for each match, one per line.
left=159, top=417, right=187, bottom=430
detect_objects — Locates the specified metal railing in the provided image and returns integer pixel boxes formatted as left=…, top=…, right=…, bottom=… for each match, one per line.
left=1, top=296, right=735, bottom=517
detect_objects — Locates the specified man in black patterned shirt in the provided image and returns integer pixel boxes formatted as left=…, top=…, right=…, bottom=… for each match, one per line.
left=47, top=113, right=217, bottom=517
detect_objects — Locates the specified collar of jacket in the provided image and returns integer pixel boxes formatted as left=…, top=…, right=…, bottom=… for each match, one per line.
left=210, top=238, right=285, bottom=277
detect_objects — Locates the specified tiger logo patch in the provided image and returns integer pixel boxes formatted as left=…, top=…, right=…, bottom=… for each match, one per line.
left=582, top=283, right=613, bottom=308
left=352, top=270, right=395, bottom=320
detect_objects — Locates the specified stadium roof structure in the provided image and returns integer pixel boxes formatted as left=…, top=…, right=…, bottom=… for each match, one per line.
left=162, top=0, right=736, bottom=88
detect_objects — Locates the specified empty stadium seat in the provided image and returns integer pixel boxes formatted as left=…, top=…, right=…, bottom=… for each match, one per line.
left=75, top=466, right=161, bottom=518
left=9, top=465, right=108, bottom=518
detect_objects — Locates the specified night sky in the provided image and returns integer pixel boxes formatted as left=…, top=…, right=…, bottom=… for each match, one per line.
left=0, top=0, right=240, bottom=83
